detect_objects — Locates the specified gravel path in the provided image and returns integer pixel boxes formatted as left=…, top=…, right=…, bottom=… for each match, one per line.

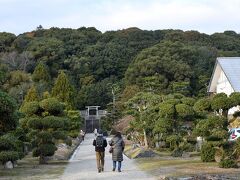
left=61, top=133, right=156, bottom=180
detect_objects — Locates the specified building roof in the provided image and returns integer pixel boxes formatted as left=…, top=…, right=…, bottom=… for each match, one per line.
left=208, top=57, right=240, bottom=92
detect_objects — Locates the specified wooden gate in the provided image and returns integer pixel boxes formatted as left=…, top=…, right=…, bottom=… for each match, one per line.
left=85, top=117, right=100, bottom=133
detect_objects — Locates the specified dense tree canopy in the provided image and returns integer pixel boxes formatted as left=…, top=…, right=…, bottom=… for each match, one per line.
left=0, top=28, right=240, bottom=108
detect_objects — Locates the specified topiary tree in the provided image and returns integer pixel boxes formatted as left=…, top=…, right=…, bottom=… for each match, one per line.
left=28, top=116, right=68, bottom=164
left=211, top=93, right=231, bottom=117
left=52, top=71, right=75, bottom=109
left=20, top=97, right=69, bottom=164
left=39, top=98, right=64, bottom=116
left=229, top=92, right=240, bottom=107
left=126, top=92, right=162, bottom=148
left=193, top=97, right=211, bottom=115
left=193, top=115, right=228, bottom=141
left=159, top=95, right=195, bottom=133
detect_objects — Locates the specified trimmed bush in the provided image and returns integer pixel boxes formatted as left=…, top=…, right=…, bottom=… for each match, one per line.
left=181, top=142, right=195, bottom=152
left=0, top=136, right=17, bottom=151
left=20, top=101, right=40, bottom=116
left=166, top=135, right=182, bottom=150
left=65, top=138, right=72, bottom=146
left=52, top=131, right=67, bottom=140
left=40, top=98, right=64, bottom=115
left=32, top=143, right=57, bottom=157
left=68, top=131, right=79, bottom=138
left=0, top=134, right=24, bottom=159
left=219, top=158, right=238, bottom=168
left=201, top=142, right=216, bottom=162
left=42, top=116, right=68, bottom=129
left=176, top=104, right=194, bottom=118
left=171, top=148, right=183, bottom=157
left=0, top=151, right=19, bottom=164
left=27, top=117, right=43, bottom=129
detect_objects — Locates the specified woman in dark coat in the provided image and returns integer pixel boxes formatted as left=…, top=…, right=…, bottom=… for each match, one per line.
left=109, top=132, right=125, bottom=172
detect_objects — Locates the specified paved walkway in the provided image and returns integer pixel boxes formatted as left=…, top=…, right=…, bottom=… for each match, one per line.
left=61, top=133, right=156, bottom=180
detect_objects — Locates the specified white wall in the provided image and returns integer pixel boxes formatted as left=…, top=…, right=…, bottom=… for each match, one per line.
left=216, top=71, right=234, bottom=96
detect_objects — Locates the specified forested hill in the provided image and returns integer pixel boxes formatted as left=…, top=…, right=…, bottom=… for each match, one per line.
left=1, top=27, right=240, bottom=109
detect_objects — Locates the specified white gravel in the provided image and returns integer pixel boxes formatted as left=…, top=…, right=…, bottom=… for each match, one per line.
left=61, top=133, right=156, bottom=180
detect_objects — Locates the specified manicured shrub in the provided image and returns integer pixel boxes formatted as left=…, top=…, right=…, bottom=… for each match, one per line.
left=201, top=142, right=216, bottom=162
left=52, top=131, right=67, bottom=140
left=0, top=151, right=19, bottom=164
left=22, top=97, right=69, bottom=164
left=27, top=117, right=43, bottom=129
left=180, top=142, right=195, bottom=152
left=20, top=101, right=40, bottom=116
left=39, top=98, right=64, bottom=115
left=186, top=136, right=197, bottom=144
left=0, top=136, right=17, bottom=151
left=32, top=143, right=57, bottom=157
left=65, top=138, right=72, bottom=146
left=41, top=116, right=66, bottom=129
left=234, top=138, right=240, bottom=158
left=166, top=135, right=182, bottom=150
left=176, top=104, right=194, bottom=118
left=219, top=158, right=238, bottom=168
left=0, top=134, right=24, bottom=162
left=68, top=131, right=79, bottom=138
left=171, top=148, right=183, bottom=157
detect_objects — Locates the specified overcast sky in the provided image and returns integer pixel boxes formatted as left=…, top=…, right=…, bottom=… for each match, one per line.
left=0, top=0, right=240, bottom=35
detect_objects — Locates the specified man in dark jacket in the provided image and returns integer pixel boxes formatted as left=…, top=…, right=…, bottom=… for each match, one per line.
left=93, top=130, right=107, bottom=173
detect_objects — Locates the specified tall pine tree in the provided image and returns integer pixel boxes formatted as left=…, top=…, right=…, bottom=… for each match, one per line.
left=32, top=62, right=50, bottom=82
left=52, top=71, right=75, bottom=109
left=20, top=86, right=39, bottom=111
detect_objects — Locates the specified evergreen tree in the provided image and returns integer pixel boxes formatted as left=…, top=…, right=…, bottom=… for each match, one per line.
left=24, top=86, right=39, bottom=102
left=32, top=62, right=50, bottom=82
left=0, top=90, right=22, bottom=166
left=52, top=71, right=75, bottom=109
left=20, top=98, right=69, bottom=164
left=42, top=91, right=51, bottom=99
left=20, top=86, right=39, bottom=111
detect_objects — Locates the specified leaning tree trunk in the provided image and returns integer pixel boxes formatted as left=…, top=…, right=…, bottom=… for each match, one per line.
left=143, top=129, right=148, bottom=149
left=39, top=155, right=47, bottom=164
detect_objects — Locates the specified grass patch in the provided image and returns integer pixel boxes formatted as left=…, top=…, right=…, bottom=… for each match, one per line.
left=135, top=157, right=240, bottom=178
left=137, top=158, right=202, bottom=170
left=0, top=154, right=68, bottom=179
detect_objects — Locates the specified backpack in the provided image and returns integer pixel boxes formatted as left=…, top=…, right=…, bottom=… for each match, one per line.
left=96, top=136, right=104, bottom=147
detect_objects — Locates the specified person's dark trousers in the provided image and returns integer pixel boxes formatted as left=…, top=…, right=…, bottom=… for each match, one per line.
left=113, top=161, right=122, bottom=171
left=96, top=152, right=105, bottom=172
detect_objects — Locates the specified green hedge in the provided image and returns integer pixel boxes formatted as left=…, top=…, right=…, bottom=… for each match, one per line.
left=201, top=142, right=216, bottom=162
